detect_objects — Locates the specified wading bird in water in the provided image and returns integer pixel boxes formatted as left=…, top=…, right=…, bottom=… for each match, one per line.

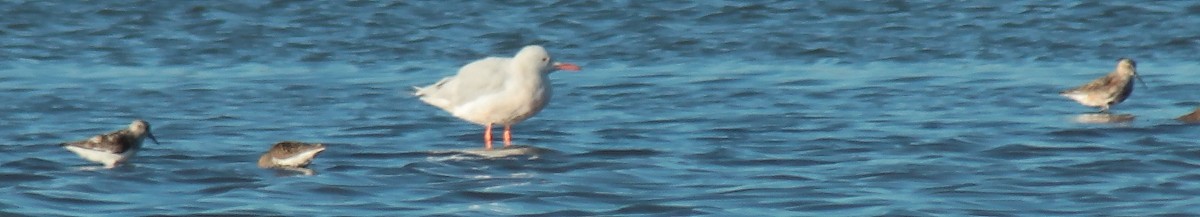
left=61, top=119, right=160, bottom=168
left=414, top=45, right=581, bottom=150
left=258, top=141, right=326, bottom=175
left=1060, top=58, right=1146, bottom=113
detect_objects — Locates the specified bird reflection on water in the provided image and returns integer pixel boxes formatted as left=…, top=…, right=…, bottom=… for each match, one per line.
left=1072, top=113, right=1135, bottom=124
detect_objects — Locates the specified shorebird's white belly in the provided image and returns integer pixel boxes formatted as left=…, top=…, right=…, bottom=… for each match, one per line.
left=1061, top=91, right=1105, bottom=107
left=65, top=146, right=131, bottom=165
left=272, top=149, right=323, bottom=167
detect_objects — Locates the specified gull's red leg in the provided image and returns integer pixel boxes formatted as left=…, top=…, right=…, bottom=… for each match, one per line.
left=503, top=125, right=512, bottom=147
left=484, top=123, right=493, bottom=150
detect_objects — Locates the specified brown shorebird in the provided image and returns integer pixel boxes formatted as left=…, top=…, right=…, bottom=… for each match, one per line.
left=414, top=45, right=581, bottom=150
left=1178, top=107, right=1200, bottom=123
left=1060, top=58, right=1146, bottom=113
left=258, top=141, right=326, bottom=170
left=61, top=119, right=160, bottom=168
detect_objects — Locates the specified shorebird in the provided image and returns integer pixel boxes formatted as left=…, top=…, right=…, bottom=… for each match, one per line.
left=1178, top=107, right=1200, bottom=123
left=257, top=141, right=326, bottom=169
left=1060, top=58, right=1146, bottom=113
left=61, top=119, right=159, bottom=168
left=414, top=45, right=581, bottom=150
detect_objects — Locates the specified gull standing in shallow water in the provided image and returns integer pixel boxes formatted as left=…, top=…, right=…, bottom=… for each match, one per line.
left=61, top=119, right=159, bottom=168
left=414, top=45, right=581, bottom=150
left=1060, top=58, right=1147, bottom=113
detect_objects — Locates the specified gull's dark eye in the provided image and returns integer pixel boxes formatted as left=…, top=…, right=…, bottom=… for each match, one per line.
left=541, top=57, right=548, bottom=62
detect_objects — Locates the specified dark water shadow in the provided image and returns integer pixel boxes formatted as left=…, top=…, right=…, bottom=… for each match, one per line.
left=264, top=167, right=317, bottom=176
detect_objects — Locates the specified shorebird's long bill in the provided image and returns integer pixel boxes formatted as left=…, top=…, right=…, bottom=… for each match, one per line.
left=148, top=132, right=160, bottom=145
left=1135, top=74, right=1149, bottom=90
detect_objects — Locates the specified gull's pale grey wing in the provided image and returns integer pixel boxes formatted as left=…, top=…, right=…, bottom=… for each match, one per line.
left=62, top=130, right=134, bottom=154
left=443, top=57, right=513, bottom=106
left=414, top=77, right=455, bottom=109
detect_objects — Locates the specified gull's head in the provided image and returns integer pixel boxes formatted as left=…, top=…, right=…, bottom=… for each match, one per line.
left=514, top=45, right=581, bottom=74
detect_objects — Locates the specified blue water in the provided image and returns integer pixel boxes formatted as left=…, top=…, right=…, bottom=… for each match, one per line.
left=3, top=0, right=1200, bottom=216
